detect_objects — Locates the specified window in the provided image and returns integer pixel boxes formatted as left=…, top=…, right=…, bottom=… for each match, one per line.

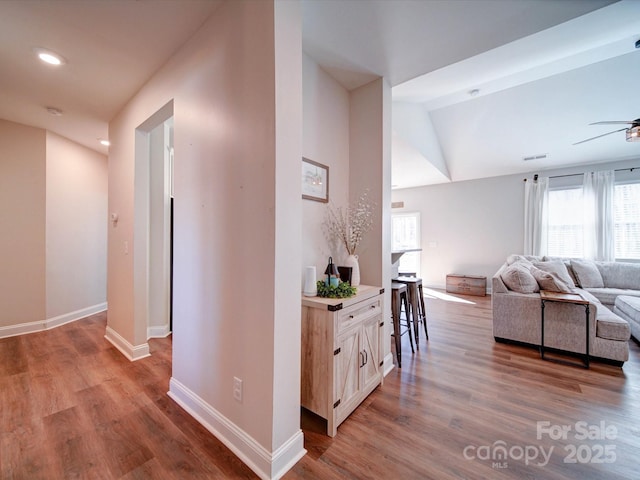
left=547, top=179, right=640, bottom=261
left=391, top=212, right=420, bottom=276
left=547, top=187, right=583, bottom=258
left=614, top=183, right=640, bottom=260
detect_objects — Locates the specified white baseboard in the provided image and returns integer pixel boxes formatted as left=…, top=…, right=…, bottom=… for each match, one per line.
left=104, top=326, right=150, bottom=361
left=147, top=324, right=171, bottom=338
left=383, top=352, right=396, bottom=377
left=168, top=377, right=306, bottom=480
left=0, top=302, right=107, bottom=339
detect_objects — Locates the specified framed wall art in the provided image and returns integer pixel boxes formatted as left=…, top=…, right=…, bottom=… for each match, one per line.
left=301, top=157, right=329, bottom=203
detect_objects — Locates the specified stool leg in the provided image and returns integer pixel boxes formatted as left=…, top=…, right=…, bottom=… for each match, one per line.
left=391, top=292, right=402, bottom=367
left=401, top=292, right=415, bottom=353
left=408, top=285, right=420, bottom=349
left=418, top=284, right=428, bottom=340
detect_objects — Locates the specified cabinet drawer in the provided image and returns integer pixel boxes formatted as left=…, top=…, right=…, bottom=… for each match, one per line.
left=337, top=298, right=381, bottom=334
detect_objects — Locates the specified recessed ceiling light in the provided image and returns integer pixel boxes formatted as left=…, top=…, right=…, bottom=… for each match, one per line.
left=46, top=106, right=63, bottom=116
left=99, top=139, right=111, bottom=147
left=33, top=47, right=66, bottom=66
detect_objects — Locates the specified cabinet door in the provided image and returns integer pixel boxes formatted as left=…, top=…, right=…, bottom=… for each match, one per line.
left=361, top=314, right=381, bottom=393
left=334, top=327, right=360, bottom=421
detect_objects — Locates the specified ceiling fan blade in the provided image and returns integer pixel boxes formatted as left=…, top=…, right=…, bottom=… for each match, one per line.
left=573, top=128, right=627, bottom=145
left=590, top=120, right=635, bottom=125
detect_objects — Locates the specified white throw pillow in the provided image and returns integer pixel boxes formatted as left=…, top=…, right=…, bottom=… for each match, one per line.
left=529, top=266, right=575, bottom=293
left=570, top=259, right=605, bottom=288
left=500, top=264, right=539, bottom=293
left=532, top=260, right=576, bottom=288
left=506, top=254, right=534, bottom=266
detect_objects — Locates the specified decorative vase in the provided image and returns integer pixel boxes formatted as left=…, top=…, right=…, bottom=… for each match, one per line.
left=303, top=266, right=317, bottom=297
left=344, top=254, right=360, bottom=286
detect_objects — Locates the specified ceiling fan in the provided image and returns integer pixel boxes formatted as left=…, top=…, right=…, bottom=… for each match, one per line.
left=573, top=118, right=640, bottom=145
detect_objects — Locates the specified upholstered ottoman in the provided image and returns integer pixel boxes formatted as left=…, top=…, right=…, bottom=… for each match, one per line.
left=614, top=296, right=640, bottom=342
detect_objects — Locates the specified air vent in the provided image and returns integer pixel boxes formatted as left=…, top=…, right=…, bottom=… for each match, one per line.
left=391, top=201, right=404, bottom=209
left=523, top=153, right=547, bottom=161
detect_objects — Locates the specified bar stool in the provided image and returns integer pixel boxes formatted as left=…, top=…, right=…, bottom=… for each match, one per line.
left=393, top=276, right=428, bottom=346
left=391, top=282, right=414, bottom=367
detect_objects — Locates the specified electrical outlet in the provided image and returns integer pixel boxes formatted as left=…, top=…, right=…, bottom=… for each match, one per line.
left=233, top=377, right=242, bottom=402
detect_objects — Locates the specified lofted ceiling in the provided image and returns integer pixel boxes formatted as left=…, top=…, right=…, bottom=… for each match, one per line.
left=1, top=0, right=638, bottom=187
left=302, top=0, right=640, bottom=189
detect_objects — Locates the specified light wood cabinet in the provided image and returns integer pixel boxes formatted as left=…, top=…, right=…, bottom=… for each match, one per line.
left=301, top=285, right=384, bottom=436
left=445, top=274, right=486, bottom=296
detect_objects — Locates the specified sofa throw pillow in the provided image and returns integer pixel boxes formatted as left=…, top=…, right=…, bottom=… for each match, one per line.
left=570, top=259, right=604, bottom=288
left=500, top=264, right=539, bottom=293
left=529, top=266, right=576, bottom=293
left=506, top=254, right=535, bottom=266
left=532, top=260, right=576, bottom=288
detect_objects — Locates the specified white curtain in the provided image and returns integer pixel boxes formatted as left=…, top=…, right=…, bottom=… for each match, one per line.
left=583, top=170, right=615, bottom=261
left=524, top=176, right=549, bottom=256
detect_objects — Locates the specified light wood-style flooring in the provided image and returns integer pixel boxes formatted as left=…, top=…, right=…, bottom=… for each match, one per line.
left=1, top=293, right=639, bottom=479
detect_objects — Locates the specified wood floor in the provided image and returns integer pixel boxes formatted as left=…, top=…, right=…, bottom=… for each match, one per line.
left=2, top=293, right=639, bottom=479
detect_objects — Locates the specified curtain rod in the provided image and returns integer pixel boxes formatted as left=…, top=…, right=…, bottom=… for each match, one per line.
left=523, top=166, right=637, bottom=182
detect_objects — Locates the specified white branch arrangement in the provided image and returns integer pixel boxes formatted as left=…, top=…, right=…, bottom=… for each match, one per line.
left=324, top=190, right=375, bottom=255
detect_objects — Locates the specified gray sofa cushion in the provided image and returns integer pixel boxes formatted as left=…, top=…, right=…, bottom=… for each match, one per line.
left=500, top=264, right=539, bottom=293
left=596, top=308, right=631, bottom=341
left=596, top=262, right=640, bottom=290
left=570, top=259, right=604, bottom=288
left=585, top=287, right=640, bottom=307
left=533, top=260, right=576, bottom=288
left=614, top=295, right=640, bottom=321
left=578, top=289, right=630, bottom=341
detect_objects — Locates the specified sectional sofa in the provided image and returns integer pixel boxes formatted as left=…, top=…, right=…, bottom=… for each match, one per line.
left=492, top=255, right=640, bottom=365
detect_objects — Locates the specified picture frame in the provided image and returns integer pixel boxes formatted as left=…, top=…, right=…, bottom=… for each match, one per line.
left=302, top=157, right=329, bottom=203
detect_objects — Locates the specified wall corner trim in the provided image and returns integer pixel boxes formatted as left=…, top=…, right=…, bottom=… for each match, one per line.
left=382, top=352, right=396, bottom=377
left=147, top=324, right=171, bottom=339
left=168, top=377, right=306, bottom=480
left=104, top=326, right=150, bottom=361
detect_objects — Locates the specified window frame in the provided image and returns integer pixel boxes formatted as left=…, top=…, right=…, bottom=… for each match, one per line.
left=613, top=179, right=640, bottom=262
left=391, top=211, right=421, bottom=277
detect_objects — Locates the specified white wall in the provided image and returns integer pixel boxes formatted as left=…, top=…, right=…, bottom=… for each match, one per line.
left=0, top=120, right=46, bottom=329
left=301, top=54, right=350, bottom=280
left=391, top=158, right=640, bottom=292
left=349, top=78, right=393, bottom=372
left=392, top=174, right=523, bottom=291
left=46, top=132, right=108, bottom=319
left=0, top=120, right=107, bottom=336
left=107, top=1, right=304, bottom=477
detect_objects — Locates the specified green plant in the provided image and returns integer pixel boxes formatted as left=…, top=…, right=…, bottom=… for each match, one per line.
left=316, top=280, right=357, bottom=298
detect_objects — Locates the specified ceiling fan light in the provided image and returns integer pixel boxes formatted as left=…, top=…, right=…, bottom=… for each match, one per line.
left=626, top=126, right=640, bottom=142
